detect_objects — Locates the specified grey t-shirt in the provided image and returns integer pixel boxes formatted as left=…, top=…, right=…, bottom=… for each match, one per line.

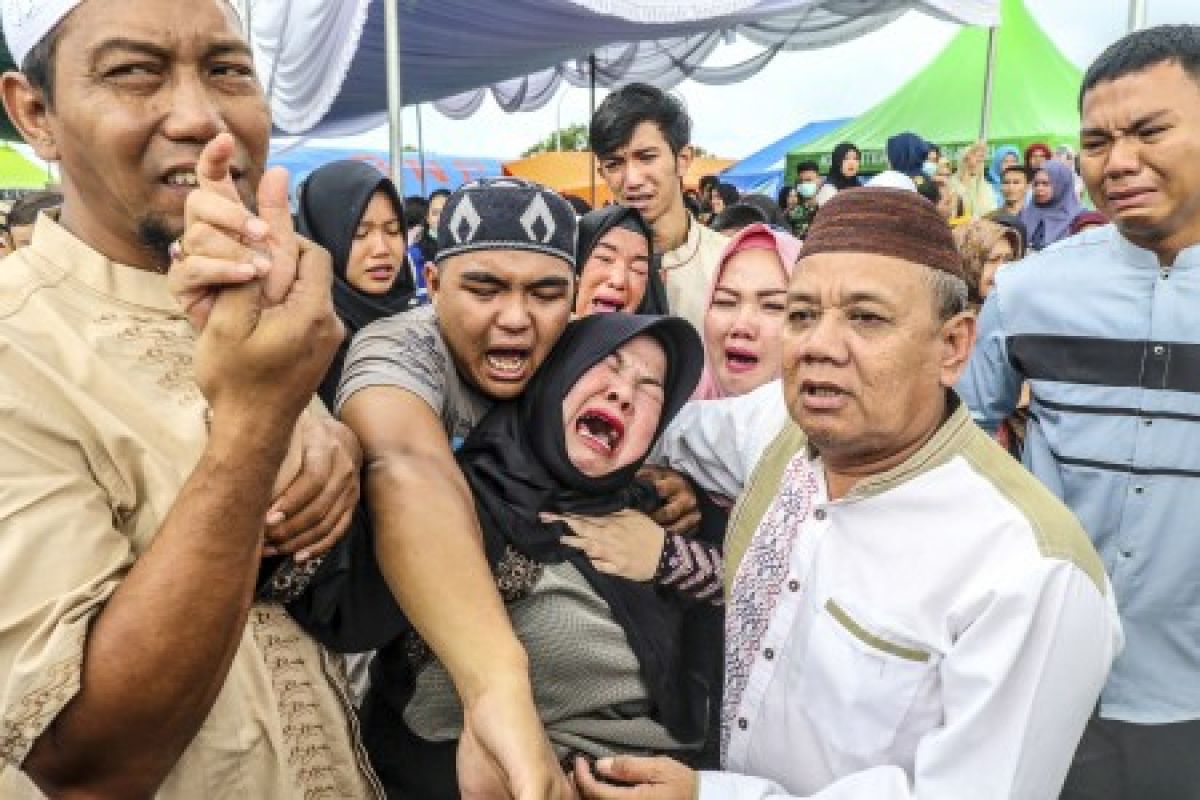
left=336, top=305, right=491, bottom=444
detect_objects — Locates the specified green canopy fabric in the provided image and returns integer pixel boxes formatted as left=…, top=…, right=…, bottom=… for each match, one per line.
left=788, top=0, right=1082, bottom=175
left=0, top=145, right=48, bottom=189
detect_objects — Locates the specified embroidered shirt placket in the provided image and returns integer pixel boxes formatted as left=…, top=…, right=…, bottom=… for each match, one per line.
left=727, top=468, right=830, bottom=768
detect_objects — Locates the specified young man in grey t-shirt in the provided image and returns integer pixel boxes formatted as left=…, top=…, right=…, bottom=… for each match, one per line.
left=337, top=178, right=581, bottom=798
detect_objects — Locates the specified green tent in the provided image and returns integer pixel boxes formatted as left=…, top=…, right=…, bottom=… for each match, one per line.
left=788, top=0, right=1082, bottom=176
left=0, top=144, right=48, bottom=189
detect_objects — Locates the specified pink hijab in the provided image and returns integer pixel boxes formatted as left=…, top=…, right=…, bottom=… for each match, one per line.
left=691, top=222, right=802, bottom=400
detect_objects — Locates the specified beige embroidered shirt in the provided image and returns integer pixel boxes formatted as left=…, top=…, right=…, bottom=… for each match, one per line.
left=0, top=217, right=381, bottom=799
left=659, top=217, right=728, bottom=333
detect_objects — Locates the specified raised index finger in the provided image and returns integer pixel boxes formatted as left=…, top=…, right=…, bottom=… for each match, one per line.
left=196, top=132, right=242, bottom=203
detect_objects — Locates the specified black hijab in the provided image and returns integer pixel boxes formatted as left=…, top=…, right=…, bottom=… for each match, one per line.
left=575, top=206, right=669, bottom=315
left=296, top=160, right=419, bottom=406
left=457, top=312, right=709, bottom=741
left=827, top=142, right=862, bottom=190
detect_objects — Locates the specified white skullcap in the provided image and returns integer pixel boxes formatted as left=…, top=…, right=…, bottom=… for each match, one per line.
left=2, top=0, right=82, bottom=66
left=2, top=0, right=246, bottom=67
left=865, top=170, right=918, bottom=193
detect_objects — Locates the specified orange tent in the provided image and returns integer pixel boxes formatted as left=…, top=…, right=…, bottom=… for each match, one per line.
left=503, top=151, right=735, bottom=208
left=685, top=157, right=736, bottom=191
left=503, top=151, right=612, bottom=207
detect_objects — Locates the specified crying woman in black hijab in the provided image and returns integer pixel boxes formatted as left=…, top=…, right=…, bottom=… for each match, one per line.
left=574, top=206, right=669, bottom=316
left=296, top=160, right=420, bottom=407
left=385, top=313, right=724, bottom=798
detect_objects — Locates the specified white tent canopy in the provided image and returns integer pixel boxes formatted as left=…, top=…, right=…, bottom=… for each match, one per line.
left=249, top=0, right=999, bottom=135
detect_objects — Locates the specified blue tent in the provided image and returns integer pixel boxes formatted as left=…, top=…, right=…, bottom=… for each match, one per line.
left=268, top=145, right=503, bottom=198
left=721, top=118, right=852, bottom=197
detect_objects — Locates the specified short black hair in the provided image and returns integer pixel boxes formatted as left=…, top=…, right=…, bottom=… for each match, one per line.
left=1081, top=25, right=1200, bottom=109
left=698, top=175, right=719, bottom=192
left=1002, top=164, right=1032, bottom=182
left=712, top=203, right=767, bottom=234
left=403, top=195, right=429, bottom=229
left=713, top=182, right=740, bottom=208
left=795, top=160, right=820, bottom=176
left=589, top=83, right=691, bottom=158
left=739, top=193, right=788, bottom=229
left=7, top=190, right=63, bottom=227
left=428, top=188, right=451, bottom=202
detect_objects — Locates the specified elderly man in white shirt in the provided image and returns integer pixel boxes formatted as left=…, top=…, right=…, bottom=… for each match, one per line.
left=574, top=187, right=1121, bottom=800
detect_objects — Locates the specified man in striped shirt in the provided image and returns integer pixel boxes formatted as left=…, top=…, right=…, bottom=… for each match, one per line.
left=959, top=25, right=1200, bottom=800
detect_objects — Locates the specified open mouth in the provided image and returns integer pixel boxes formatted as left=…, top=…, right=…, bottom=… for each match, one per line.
left=576, top=408, right=625, bottom=455
left=590, top=296, right=625, bottom=313
left=365, top=265, right=396, bottom=280
left=724, top=347, right=760, bottom=373
left=162, top=164, right=245, bottom=189
left=484, top=348, right=531, bottom=381
left=802, top=380, right=846, bottom=396
left=800, top=379, right=849, bottom=411
left=623, top=193, right=653, bottom=209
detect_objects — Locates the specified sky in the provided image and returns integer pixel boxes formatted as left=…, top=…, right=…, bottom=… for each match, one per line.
left=326, top=0, right=1199, bottom=160
left=11, top=0, right=1197, bottom=174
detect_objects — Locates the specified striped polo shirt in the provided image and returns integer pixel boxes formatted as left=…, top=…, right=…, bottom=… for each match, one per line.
left=959, top=223, right=1200, bottom=724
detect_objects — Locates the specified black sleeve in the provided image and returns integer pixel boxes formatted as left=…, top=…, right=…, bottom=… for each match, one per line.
left=280, top=506, right=412, bottom=653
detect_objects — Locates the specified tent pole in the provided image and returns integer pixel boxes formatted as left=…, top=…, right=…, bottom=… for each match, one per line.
left=385, top=0, right=405, bottom=196
left=1127, top=0, right=1147, bottom=32
left=979, top=26, right=998, bottom=143
left=589, top=53, right=597, bottom=206
left=417, top=103, right=427, bottom=195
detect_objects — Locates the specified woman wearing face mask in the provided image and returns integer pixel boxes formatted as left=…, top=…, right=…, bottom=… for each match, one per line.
left=1020, top=160, right=1084, bottom=251
left=814, top=142, right=861, bottom=206
left=692, top=223, right=801, bottom=400
left=950, top=141, right=998, bottom=220
left=365, top=313, right=723, bottom=798
left=918, top=142, right=944, bottom=181
left=297, top=160, right=419, bottom=409
left=574, top=206, right=669, bottom=316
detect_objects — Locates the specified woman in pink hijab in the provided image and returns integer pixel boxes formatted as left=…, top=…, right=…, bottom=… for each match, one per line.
left=692, top=222, right=802, bottom=399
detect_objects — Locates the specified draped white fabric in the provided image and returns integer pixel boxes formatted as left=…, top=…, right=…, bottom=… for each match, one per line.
left=250, top=0, right=998, bottom=135
left=249, top=0, right=374, bottom=134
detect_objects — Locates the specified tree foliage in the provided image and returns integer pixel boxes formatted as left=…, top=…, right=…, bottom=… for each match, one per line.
left=523, top=124, right=591, bottom=156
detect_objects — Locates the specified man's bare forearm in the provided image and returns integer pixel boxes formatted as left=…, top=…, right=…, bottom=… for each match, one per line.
left=368, top=453, right=529, bottom=701
left=24, top=413, right=294, bottom=797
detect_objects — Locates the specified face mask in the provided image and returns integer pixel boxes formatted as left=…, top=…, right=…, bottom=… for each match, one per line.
left=798, top=181, right=818, bottom=199
left=921, top=161, right=938, bottom=178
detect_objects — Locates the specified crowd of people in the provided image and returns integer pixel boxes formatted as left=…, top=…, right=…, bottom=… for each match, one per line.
left=693, top=129, right=1109, bottom=309
left=0, top=1, right=1197, bottom=799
